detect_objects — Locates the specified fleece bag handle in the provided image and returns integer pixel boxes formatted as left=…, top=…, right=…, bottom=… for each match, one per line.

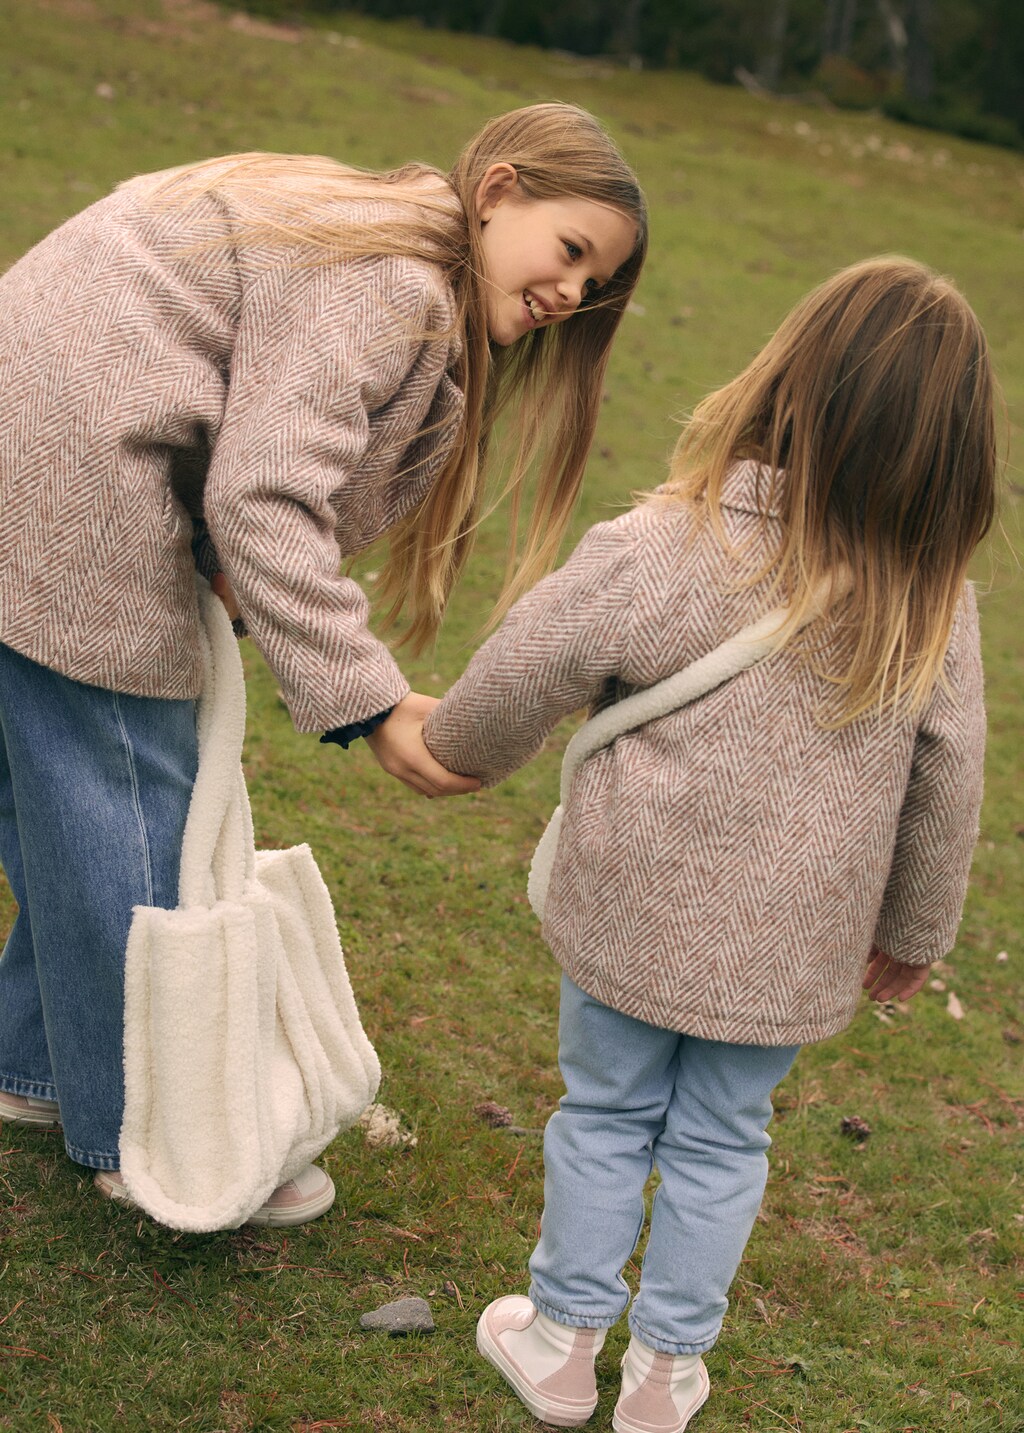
left=555, top=602, right=799, bottom=807
left=177, top=581, right=257, bottom=909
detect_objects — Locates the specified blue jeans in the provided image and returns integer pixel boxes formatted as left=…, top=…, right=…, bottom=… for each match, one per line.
left=0, top=642, right=197, bottom=1169
left=529, top=975, right=799, bottom=1355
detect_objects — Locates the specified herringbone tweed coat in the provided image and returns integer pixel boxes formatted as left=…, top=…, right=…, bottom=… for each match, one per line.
left=424, top=465, right=986, bottom=1045
left=0, top=174, right=464, bottom=731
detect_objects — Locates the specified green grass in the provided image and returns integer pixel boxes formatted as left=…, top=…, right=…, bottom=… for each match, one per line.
left=1, top=2, right=1022, bottom=1429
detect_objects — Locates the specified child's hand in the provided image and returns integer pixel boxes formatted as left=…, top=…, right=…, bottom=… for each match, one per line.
left=366, top=693, right=481, bottom=799
left=862, top=946, right=932, bottom=1003
left=211, top=571, right=241, bottom=622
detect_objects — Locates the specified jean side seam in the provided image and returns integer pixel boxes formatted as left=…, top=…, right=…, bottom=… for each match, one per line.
left=112, top=692, right=154, bottom=907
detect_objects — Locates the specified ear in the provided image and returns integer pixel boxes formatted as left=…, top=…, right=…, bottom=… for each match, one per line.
left=475, top=162, right=519, bottom=222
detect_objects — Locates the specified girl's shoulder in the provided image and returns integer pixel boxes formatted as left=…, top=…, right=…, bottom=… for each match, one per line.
left=593, top=494, right=699, bottom=542
left=597, top=491, right=713, bottom=562
left=569, top=499, right=705, bottom=602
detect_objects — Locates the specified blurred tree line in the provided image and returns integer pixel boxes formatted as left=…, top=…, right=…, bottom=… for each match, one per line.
left=242, top=0, right=1023, bottom=148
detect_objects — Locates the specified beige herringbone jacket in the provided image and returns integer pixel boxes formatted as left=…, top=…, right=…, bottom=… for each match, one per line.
left=0, top=176, right=464, bottom=730
left=424, top=466, right=986, bottom=1045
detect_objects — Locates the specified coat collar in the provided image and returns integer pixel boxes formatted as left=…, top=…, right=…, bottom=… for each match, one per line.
left=720, top=460, right=783, bottom=519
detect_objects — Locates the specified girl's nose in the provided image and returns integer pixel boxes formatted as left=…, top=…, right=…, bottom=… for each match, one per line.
left=555, top=276, right=585, bottom=311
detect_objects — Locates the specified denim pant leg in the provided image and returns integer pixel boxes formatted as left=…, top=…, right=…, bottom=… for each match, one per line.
left=0, top=749, right=54, bottom=1092
left=629, top=1036, right=799, bottom=1355
left=528, top=975, right=685, bottom=1330
left=0, top=642, right=197, bottom=1169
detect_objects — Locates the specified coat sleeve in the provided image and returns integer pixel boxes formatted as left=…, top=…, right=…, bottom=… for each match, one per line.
left=203, top=256, right=456, bottom=732
left=873, top=585, right=986, bottom=965
left=423, top=516, right=638, bottom=784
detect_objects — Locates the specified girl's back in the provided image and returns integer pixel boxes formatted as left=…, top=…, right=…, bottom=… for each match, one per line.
left=424, top=463, right=984, bottom=1045
left=0, top=175, right=460, bottom=704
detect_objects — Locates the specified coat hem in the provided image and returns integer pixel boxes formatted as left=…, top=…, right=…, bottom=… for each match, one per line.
left=551, top=952, right=860, bottom=1048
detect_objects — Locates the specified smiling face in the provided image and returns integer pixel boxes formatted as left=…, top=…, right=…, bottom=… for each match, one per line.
left=475, top=165, right=639, bottom=347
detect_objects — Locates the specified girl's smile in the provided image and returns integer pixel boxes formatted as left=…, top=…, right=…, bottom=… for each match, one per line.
left=475, top=166, right=638, bottom=347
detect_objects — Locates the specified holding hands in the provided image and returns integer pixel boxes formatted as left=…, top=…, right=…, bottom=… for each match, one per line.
left=367, top=693, right=479, bottom=800
left=211, top=574, right=475, bottom=800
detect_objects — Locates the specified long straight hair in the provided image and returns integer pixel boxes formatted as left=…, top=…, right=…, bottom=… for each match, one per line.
left=659, top=257, right=997, bottom=725
left=140, top=104, right=648, bottom=647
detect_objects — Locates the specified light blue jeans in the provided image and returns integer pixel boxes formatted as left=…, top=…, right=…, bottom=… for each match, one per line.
left=529, top=975, right=799, bottom=1355
left=0, top=641, right=197, bottom=1169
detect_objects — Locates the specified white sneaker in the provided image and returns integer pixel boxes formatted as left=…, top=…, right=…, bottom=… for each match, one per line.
left=95, top=1163, right=336, bottom=1228
left=0, top=1091, right=61, bottom=1128
left=613, top=1336, right=710, bottom=1433
left=476, top=1295, right=606, bottom=1427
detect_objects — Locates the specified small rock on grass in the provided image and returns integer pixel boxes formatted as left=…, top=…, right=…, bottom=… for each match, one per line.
left=359, top=1296, right=435, bottom=1335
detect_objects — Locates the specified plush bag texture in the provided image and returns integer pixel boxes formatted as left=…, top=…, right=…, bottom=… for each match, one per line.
left=120, top=581, right=380, bottom=1231
left=528, top=603, right=805, bottom=922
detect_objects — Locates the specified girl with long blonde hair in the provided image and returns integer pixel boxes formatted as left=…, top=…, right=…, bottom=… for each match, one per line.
left=424, top=256, right=996, bottom=1432
left=0, top=103, right=646, bottom=1224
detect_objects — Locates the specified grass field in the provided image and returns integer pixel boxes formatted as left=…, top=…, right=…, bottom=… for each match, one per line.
left=0, top=2, right=1021, bottom=1430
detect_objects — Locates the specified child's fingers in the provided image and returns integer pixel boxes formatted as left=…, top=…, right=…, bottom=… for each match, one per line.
left=863, top=951, right=931, bottom=1003
left=391, top=765, right=478, bottom=799
left=861, top=947, right=889, bottom=992
left=210, top=571, right=241, bottom=621
left=430, top=773, right=481, bottom=796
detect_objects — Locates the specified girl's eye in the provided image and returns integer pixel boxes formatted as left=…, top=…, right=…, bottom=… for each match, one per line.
left=584, top=278, right=600, bottom=295
left=564, top=241, right=582, bottom=261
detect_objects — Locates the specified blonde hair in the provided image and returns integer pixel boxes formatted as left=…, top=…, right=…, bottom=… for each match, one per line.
left=659, top=256, right=997, bottom=725
left=140, top=103, right=647, bottom=648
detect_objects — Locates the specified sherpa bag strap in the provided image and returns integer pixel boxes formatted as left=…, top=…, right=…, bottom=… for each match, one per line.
left=177, top=580, right=257, bottom=909
left=555, top=601, right=797, bottom=805
left=527, top=590, right=836, bottom=923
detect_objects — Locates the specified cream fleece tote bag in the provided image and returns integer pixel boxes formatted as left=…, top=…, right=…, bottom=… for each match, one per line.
left=528, top=600, right=817, bottom=922
left=120, top=580, right=381, bottom=1231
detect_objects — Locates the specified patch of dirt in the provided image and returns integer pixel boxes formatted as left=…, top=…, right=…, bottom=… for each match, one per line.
left=35, top=0, right=303, bottom=45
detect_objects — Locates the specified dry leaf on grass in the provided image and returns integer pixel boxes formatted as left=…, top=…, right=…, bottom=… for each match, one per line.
left=473, top=1101, right=513, bottom=1128
left=946, top=992, right=965, bottom=1020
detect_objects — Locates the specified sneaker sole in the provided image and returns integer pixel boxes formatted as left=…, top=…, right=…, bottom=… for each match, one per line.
left=612, top=1362, right=710, bottom=1433
left=0, top=1097, right=62, bottom=1129
left=476, top=1317, right=597, bottom=1427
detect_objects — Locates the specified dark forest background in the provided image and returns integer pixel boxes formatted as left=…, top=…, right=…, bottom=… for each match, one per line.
left=227, top=0, right=1024, bottom=148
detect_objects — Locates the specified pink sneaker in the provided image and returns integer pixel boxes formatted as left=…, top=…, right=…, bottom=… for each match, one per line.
left=613, top=1337, right=710, bottom=1433
left=0, top=1091, right=61, bottom=1128
left=476, top=1295, right=605, bottom=1427
left=94, top=1163, right=336, bottom=1228
left=244, top=1165, right=336, bottom=1227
